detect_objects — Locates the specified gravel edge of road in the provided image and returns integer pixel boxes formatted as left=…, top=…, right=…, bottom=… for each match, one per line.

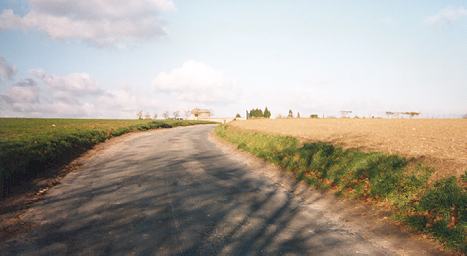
left=209, top=130, right=454, bottom=256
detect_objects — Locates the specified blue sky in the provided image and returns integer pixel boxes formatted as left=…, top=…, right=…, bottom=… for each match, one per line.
left=0, top=0, right=466, bottom=118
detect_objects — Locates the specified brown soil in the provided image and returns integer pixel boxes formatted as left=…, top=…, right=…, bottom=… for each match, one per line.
left=230, top=118, right=467, bottom=179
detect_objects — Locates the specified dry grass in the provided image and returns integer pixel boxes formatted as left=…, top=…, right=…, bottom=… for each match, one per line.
left=230, top=118, right=467, bottom=179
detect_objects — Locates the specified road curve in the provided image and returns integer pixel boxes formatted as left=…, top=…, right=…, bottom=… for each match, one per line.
left=0, top=125, right=442, bottom=255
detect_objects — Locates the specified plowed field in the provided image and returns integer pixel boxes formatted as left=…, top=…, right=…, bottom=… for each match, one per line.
left=230, top=118, right=467, bottom=179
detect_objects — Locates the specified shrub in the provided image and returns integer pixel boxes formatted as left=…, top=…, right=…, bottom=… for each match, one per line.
left=420, top=177, right=464, bottom=218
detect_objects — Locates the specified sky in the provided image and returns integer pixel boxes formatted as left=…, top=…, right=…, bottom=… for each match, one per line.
left=0, top=0, right=466, bottom=118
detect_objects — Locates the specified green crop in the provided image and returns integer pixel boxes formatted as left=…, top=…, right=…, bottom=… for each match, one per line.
left=0, top=118, right=212, bottom=198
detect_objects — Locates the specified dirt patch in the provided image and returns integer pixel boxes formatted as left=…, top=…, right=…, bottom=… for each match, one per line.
left=230, top=119, right=467, bottom=179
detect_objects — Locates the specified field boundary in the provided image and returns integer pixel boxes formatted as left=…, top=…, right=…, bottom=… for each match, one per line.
left=0, top=120, right=213, bottom=199
left=214, top=125, right=466, bottom=253
left=229, top=119, right=467, bottom=179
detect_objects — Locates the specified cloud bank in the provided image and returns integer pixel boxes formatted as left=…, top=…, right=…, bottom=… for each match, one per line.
left=32, top=70, right=104, bottom=95
left=0, top=66, right=159, bottom=118
left=0, top=59, right=241, bottom=118
left=0, top=0, right=175, bottom=46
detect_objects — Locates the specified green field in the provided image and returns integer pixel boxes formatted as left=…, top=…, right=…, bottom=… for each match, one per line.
left=0, top=118, right=212, bottom=198
left=215, top=125, right=466, bottom=252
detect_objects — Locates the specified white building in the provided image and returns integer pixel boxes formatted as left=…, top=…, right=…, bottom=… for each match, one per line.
left=191, top=108, right=211, bottom=119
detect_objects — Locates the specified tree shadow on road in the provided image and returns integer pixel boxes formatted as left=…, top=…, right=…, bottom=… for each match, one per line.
left=1, top=136, right=385, bottom=256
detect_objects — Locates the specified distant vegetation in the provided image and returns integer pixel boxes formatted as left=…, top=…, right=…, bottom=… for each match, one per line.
left=0, top=118, right=212, bottom=198
left=215, top=125, right=466, bottom=253
left=385, top=111, right=421, bottom=118
left=246, top=107, right=271, bottom=119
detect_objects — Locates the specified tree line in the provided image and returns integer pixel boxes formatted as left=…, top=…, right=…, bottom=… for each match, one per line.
left=137, top=110, right=192, bottom=120
left=246, top=107, right=271, bottom=119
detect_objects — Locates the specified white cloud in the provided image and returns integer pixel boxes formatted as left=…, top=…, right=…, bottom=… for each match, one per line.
left=32, top=69, right=104, bottom=95
left=425, top=6, right=467, bottom=25
left=0, top=56, right=16, bottom=80
left=0, top=60, right=240, bottom=118
left=153, top=60, right=239, bottom=104
left=0, top=67, right=164, bottom=118
left=2, top=79, right=40, bottom=104
left=0, top=0, right=175, bottom=46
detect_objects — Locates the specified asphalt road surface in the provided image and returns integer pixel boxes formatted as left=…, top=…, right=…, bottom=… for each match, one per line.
left=0, top=125, right=443, bottom=255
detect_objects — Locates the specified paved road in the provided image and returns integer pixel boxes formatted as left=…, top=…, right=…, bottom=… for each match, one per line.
left=0, top=125, right=437, bottom=255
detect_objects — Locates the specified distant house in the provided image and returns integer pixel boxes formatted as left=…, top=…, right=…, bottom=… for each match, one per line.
left=191, top=108, right=211, bottom=119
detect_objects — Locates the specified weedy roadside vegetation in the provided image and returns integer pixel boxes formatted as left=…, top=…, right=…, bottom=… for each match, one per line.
left=0, top=118, right=212, bottom=198
left=215, top=125, right=466, bottom=253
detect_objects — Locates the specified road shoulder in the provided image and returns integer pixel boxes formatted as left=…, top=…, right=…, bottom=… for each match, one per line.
left=209, top=131, right=452, bottom=256
left=0, top=128, right=172, bottom=243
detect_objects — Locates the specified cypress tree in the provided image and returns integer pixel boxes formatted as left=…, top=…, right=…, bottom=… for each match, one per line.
left=264, top=107, right=271, bottom=118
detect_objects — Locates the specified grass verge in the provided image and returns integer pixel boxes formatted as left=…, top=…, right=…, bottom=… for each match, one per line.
left=0, top=118, right=212, bottom=198
left=215, top=125, right=466, bottom=253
